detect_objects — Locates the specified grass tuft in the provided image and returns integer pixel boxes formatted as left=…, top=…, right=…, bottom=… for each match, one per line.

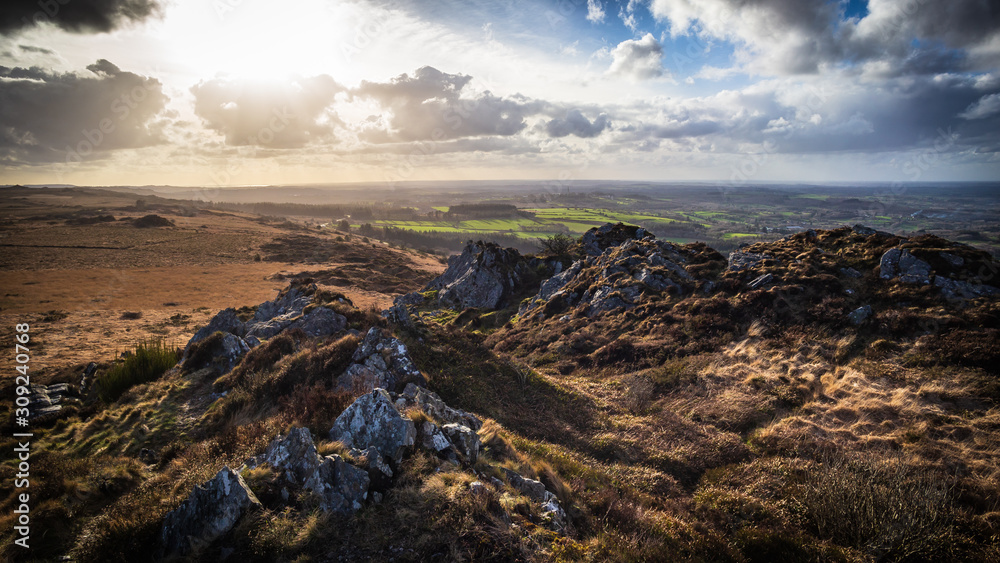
left=96, top=339, right=180, bottom=403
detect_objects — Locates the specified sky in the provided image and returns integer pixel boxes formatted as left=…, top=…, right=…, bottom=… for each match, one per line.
left=0, top=0, right=998, bottom=187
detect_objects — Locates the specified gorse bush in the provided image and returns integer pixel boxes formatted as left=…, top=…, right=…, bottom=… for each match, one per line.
left=97, top=339, right=180, bottom=403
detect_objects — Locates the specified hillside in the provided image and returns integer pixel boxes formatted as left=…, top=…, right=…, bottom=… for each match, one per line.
left=1, top=218, right=998, bottom=562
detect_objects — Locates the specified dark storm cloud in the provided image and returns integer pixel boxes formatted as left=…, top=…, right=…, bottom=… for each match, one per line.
left=190, top=75, right=344, bottom=148
left=352, top=66, right=550, bottom=142
left=18, top=45, right=55, bottom=54
left=0, top=59, right=169, bottom=164
left=0, top=0, right=163, bottom=34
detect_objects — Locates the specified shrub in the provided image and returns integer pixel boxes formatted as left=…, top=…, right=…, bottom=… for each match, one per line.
left=799, top=455, right=955, bottom=561
left=538, top=233, right=576, bottom=256
left=97, top=339, right=180, bottom=403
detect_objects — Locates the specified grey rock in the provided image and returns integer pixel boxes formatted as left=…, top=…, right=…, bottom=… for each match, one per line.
left=286, top=306, right=347, bottom=338
left=383, top=303, right=414, bottom=329
left=399, top=383, right=482, bottom=431
left=580, top=223, right=645, bottom=256
left=634, top=268, right=680, bottom=293
left=852, top=224, right=877, bottom=236
left=879, top=248, right=902, bottom=279
left=441, top=423, right=480, bottom=464
left=243, top=427, right=322, bottom=485
left=336, top=328, right=424, bottom=393
left=425, top=241, right=526, bottom=310
left=728, top=250, right=771, bottom=272
left=248, top=285, right=312, bottom=328
left=330, top=389, right=416, bottom=464
left=587, top=285, right=639, bottom=317
left=897, top=250, right=932, bottom=284
left=502, top=468, right=549, bottom=503
left=160, top=466, right=261, bottom=558
left=848, top=305, right=873, bottom=325
left=939, top=252, right=964, bottom=267
left=350, top=446, right=394, bottom=490
left=187, top=308, right=245, bottom=348
left=880, top=248, right=932, bottom=284
left=934, top=276, right=1000, bottom=300
left=840, top=267, right=862, bottom=278
left=420, top=421, right=452, bottom=453
left=302, top=455, right=370, bottom=514
left=469, top=481, right=487, bottom=495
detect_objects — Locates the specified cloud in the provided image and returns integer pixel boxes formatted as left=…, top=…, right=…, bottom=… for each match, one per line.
left=586, top=0, right=606, bottom=24
left=190, top=75, right=344, bottom=148
left=619, top=0, right=640, bottom=31
left=18, top=45, right=54, bottom=54
left=546, top=109, right=610, bottom=138
left=960, top=93, right=1000, bottom=120
left=648, top=0, right=1000, bottom=76
left=352, top=66, right=547, bottom=142
left=608, top=33, right=666, bottom=81
left=0, top=0, right=163, bottom=34
left=0, top=60, right=169, bottom=164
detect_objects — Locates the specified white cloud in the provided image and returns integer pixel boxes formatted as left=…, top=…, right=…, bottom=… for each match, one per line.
left=960, top=93, right=1000, bottom=120
left=608, top=34, right=666, bottom=81
left=586, top=0, right=606, bottom=24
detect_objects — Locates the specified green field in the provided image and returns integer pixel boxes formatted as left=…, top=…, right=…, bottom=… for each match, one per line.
left=357, top=207, right=685, bottom=239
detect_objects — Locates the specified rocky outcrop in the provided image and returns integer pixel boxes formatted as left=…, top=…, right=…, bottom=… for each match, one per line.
left=160, top=466, right=261, bottom=558
left=302, top=455, right=371, bottom=514
left=519, top=232, right=713, bottom=319
left=183, top=283, right=346, bottom=369
left=424, top=241, right=528, bottom=310
left=879, top=248, right=932, bottom=284
left=501, top=468, right=567, bottom=532
left=580, top=223, right=647, bottom=256
left=187, top=308, right=243, bottom=348
left=244, top=285, right=314, bottom=340
left=329, top=389, right=417, bottom=464
left=395, top=383, right=482, bottom=431
left=728, top=249, right=773, bottom=272
left=336, top=328, right=425, bottom=393
left=241, top=427, right=370, bottom=515
left=26, top=383, right=80, bottom=422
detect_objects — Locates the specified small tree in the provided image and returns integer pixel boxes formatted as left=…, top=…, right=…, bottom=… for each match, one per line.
left=337, top=219, right=351, bottom=232
left=538, top=233, right=575, bottom=256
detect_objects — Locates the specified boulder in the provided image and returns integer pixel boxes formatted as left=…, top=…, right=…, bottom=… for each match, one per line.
left=185, top=332, right=250, bottom=373
left=187, top=308, right=244, bottom=348
left=26, top=383, right=79, bottom=422
left=243, top=427, right=322, bottom=485
left=245, top=285, right=314, bottom=339
left=336, top=328, right=425, bottom=393
left=425, top=241, right=527, bottom=310
left=879, top=248, right=931, bottom=284
left=848, top=305, right=873, bottom=325
left=501, top=468, right=567, bottom=532
left=160, top=466, right=261, bottom=558
left=302, top=455, right=370, bottom=514
left=286, top=306, right=347, bottom=338
left=329, top=389, right=416, bottom=464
